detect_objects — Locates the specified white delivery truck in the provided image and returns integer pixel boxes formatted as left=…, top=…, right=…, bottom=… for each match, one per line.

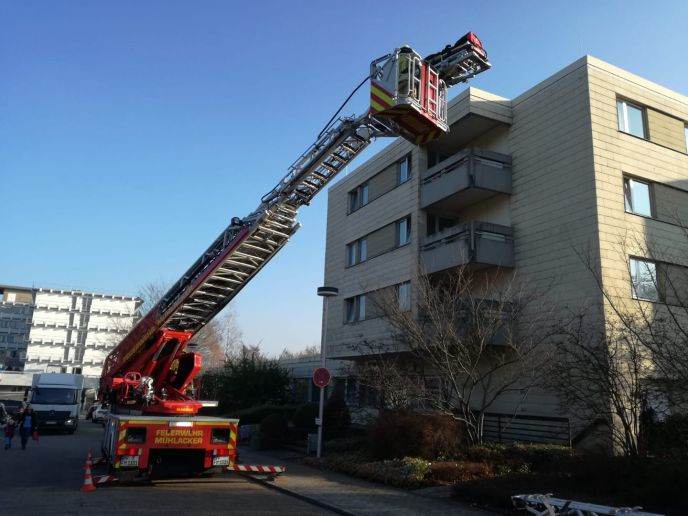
left=30, top=373, right=84, bottom=433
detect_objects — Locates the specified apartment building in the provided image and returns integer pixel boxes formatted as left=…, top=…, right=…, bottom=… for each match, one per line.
left=0, top=285, right=34, bottom=371
left=0, top=285, right=141, bottom=377
left=322, top=56, right=688, bottom=425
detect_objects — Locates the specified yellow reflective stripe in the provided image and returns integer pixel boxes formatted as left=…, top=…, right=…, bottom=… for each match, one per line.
left=194, top=422, right=231, bottom=426
left=371, top=83, right=393, bottom=105
left=371, top=99, right=387, bottom=112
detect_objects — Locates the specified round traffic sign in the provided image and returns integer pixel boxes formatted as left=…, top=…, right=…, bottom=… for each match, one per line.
left=312, top=367, right=332, bottom=388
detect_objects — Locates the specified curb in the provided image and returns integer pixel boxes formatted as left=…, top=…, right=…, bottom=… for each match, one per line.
left=241, top=473, right=358, bottom=516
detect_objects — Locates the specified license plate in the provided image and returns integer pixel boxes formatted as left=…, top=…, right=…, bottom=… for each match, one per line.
left=120, top=456, right=139, bottom=467
left=46, top=421, right=57, bottom=425
left=212, top=456, right=230, bottom=466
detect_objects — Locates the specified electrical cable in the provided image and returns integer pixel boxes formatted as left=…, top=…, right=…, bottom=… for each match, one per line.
left=317, top=75, right=370, bottom=139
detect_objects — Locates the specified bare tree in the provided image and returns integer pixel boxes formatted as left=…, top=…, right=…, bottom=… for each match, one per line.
left=354, top=267, right=554, bottom=445
left=548, top=308, right=651, bottom=456
left=279, top=345, right=319, bottom=360
left=552, top=230, right=688, bottom=455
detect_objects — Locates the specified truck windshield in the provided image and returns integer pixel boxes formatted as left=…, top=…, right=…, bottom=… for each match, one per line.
left=32, top=388, right=78, bottom=405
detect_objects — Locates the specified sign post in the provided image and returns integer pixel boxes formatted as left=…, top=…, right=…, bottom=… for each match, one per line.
left=316, top=286, right=338, bottom=459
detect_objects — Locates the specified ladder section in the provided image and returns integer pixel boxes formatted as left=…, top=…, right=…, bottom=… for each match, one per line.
left=164, top=204, right=299, bottom=332
left=258, top=115, right=380, bottom=212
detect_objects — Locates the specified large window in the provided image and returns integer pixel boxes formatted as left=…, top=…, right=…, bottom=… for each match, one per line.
left=623, top=176, right=653, bottom=217
left=397, top=216, right=411, bottom=246
left=397, top=155, right=411, bottom=184
left=345, top=294, right=366, bottom=323
left=397, top=281, right=411, bottom=311
left=348, top=183, right=369, bottom=213
left=630, top=258, right=660, bottom=301
left=617, top=99, right=646, bottom=138
left=346, top=237, right=368, bottom=267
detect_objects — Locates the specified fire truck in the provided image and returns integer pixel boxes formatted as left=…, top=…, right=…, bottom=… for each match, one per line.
left=98, top=33, right=490, bottom=481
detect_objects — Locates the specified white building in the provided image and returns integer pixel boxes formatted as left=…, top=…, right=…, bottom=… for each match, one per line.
left=24, top=288, right=141, bottom=377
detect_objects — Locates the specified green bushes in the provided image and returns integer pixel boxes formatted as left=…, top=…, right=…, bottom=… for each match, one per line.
left=467, top=442, right=572, bottom=470
left=324, top=394, right=351, bottom=438
left=229, top=404, right=296, bottom=425
left=260, top=413, right=289, bottom=449
left=367, top=410, right=465, bottom=460
left=306, top=453, right=431, bottom=488
left=643, top=413, right=688, bottom=456
left=324, top=435, right=367, bottom=454
left=292, top=403, right=319, bottom=433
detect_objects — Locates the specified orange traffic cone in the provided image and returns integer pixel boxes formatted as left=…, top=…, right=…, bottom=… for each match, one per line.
left=81, top=451, right=97, bottom=492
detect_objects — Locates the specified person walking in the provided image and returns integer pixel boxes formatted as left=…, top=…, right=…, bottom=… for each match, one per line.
left=18, top=406, right=38, bottom=450
left=4, top=418, right=16, bottom=450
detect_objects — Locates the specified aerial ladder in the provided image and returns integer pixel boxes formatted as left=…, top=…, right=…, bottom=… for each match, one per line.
left=96, top=33, right=490, bottom=481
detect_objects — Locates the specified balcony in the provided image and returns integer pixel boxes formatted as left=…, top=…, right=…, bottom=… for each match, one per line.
left=421, top=221, right=514, bottom=273
left=421, top=149, right=511, bottom=213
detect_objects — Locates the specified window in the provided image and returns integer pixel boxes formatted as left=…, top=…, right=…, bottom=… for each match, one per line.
left=624, top=177, right=653, bottom=217
left=685, top=125, right=688, bottom=152
left=348, top=183, right=369, bottom=212
left=426, top=214, right=457, bottom=236
left=397, top=217, right=411, bottom=246
left=346, top=237, right=368, bottom=266
left=345, top=294, right=366, bottom=323
left=397, top=155, right=411, bottom=184
left=397, top=281, right=411, bottom=311
left=617, top=99, right=646, bottom=138
left=630, top=258, right=660, bottom=301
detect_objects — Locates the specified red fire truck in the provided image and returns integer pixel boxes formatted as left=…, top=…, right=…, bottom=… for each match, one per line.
left=97, top=32, right=490, bottom=482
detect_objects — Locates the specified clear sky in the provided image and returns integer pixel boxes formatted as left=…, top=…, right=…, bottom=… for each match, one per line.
left=1, top=1, right=686, bottom=356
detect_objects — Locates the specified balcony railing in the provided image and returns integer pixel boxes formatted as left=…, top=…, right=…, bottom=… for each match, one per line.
left=421, top=221, right=514, bottom=273
left=421, top=148, right=511, bottom=213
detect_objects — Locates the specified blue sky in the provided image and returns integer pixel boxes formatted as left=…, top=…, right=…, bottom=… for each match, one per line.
left=1, top=1, right=686, bottom=356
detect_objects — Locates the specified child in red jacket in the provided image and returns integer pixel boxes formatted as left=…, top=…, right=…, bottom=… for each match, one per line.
left=4, top=418, right=16, bottom=450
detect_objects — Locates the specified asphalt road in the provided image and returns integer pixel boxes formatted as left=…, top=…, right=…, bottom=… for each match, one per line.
left=0, top=419, right=331, bottom=515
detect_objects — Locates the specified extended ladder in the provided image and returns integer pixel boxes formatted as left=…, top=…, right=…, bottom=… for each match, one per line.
left=101, top=33, right=492, bottom=411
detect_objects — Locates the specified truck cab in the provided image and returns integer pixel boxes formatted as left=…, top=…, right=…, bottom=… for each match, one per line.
left=30, top=373, right=84, bottom=433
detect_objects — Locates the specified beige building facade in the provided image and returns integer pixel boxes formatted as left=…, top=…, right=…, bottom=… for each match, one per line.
left=322, top=56, right=688, bottom=426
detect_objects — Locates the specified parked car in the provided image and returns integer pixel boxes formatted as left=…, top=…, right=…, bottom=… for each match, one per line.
left=0, top=399, right=25, bottom=419
left=87, top=402, right=102, bottom=421
left=92, top=404, right=109, bottom=424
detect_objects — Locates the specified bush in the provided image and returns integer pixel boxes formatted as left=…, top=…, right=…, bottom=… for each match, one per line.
left=324, top=394, right=350, bottom=438
left=229, top=404, right=296, bottom=425
left=643, top=413, right=688, bottom=456
left=467, top=442, right=571, bottom=470
left=367, top=410, right=465, bottom=460
left=324, top=435, right=368, bottom=454
left=292, top=403, right=319, bottom=432
left=259, top=413, right=289, bottom=449
left=430, top=461, right=492, bottom=484
left=306, top=453, right=431, bottom=489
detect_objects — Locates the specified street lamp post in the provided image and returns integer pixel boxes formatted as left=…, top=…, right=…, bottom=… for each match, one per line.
left=316, top=286, right=338, bottom=459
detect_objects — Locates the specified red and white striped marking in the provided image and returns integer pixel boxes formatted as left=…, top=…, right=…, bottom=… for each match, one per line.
left=231, top=465, right=285, bottom=474
left=93, top=475, right=118, bottom=485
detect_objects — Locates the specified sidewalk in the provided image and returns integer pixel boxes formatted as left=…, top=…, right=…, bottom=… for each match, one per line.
left=238, top=447, right=490, bottom=516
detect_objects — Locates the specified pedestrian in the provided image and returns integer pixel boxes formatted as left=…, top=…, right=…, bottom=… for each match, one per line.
left=18, top=405, right=38, bottom=450
left=4, top=418, right=16, bottom=450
